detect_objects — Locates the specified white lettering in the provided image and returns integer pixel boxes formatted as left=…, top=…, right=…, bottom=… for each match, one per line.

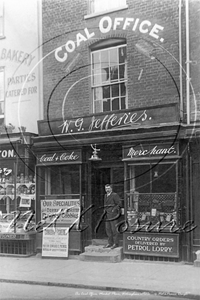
left=76, top=33, right=87, bottom=47
left=123, top=18, right=134, bottom=30
left=55, top=46, right=68, bottom=62
left=65, top=40, right=76, bottom=53
left=139, top=20, right=151, bottom=33
left=113, top=17, right=124, bottom=30
left=99, top=16, right=112, bottom=33
left=149, top=23, right=164, bottom=39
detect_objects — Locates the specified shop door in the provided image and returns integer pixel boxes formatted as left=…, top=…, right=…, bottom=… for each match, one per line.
left=92, top=168, right=111, bottom=239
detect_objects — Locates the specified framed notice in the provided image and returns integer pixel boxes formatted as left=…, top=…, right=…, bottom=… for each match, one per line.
left=42, top=227, right=69, bottom=258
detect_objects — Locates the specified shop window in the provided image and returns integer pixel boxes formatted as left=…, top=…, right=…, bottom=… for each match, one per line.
left=40, top=165, right=80, bottom=197
left=0, top=68, right=5, bottom=120
left=0, top=0, right=4, bottom=37
left=88, top=0, right=127, bottom=14
left=126, top=162, right=177, bottom=226
left=91, top=44, right=127, bottom=113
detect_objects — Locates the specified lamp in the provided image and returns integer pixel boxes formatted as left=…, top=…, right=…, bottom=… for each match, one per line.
left=89, top=144, right=102, bottom=161
left=135, top=40, right=156, bottom=60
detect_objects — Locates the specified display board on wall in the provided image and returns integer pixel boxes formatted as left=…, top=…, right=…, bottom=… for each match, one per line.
left=42, top=227, right=69, bottom=258
left=123, top=232, right=179, bottom=258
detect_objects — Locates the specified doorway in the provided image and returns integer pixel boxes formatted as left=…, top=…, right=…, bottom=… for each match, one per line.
left=91, top=165, right=124, bottom=239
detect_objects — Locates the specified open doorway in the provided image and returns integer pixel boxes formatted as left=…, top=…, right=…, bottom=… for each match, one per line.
left=91, top=166, right=124, bottom=239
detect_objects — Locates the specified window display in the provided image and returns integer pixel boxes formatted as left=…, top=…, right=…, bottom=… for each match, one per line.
left=126, top=162, right=177, bottom=228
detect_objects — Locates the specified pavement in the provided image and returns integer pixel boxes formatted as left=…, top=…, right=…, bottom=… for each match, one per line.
left=0, top=254, right=200, bottom=299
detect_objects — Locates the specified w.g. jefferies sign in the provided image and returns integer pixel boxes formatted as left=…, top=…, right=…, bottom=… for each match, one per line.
left=38, top=104, right=178, bottom=136
left=123, top=143, right=178, bottom=160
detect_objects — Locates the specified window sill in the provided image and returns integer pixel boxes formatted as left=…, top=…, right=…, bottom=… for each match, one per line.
left=84, top=5, right=128, bottom=20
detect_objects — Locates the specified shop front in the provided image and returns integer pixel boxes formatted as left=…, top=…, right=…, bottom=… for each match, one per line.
left=0, top=133, right=36, bottom=256
left=33, top=103, right=195, bottom=261
left=122, top=142, right=181, bottom=261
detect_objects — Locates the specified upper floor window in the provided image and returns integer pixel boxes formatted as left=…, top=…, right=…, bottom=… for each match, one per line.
left=89, top=0, right=127, bottom=14
left=0, top=0, right=4, bottom=37
left=0, top=68, right=5, bottom=119
left=91, top=44, right=127, bottom=113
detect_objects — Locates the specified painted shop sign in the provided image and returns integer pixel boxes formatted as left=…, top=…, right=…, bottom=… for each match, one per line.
left=0, top=48, right=35, bottom=66
left=38, top=103, right=178, bottom=136
left=123, top=143, right=178, bottom=160
left=0, top=149, right=15, bottom=159
left=123, top=232, right=179, bottom=257
left=55, top=15, right=165, bottom=62
left=37, top=150, right=82, bottom=165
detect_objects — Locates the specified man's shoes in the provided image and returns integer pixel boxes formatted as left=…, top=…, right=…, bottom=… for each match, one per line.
left=103, top=244, right=112, bottom=248
left=111, top=244, right=118, bottom=249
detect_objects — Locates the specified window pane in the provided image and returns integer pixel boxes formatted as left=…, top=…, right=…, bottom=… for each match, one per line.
left=112, top=98, right=119, bottom=110
left=93, top=69, right=101, bottom=85
left=103, top=99, right=110, bottom=112
left=119, top=64, right=126, bottom=80
left=110, top=48, right=118, bottom=65
left=152, top=163, right=176, bottom=193
left=110, top=66, right=118, bottom=81
left=101, top=50, right=109, bottom=67
left=103, top=85, right=110, bottom=98
left=121, top=97, right=126, bottom=109
left=111, top=84, right=119, bottom=98
left=94, top=87, right=102, bottom=100
left=101, top=67, right=110, bottom=82
left=92, top=52, right=100, bottom=70
left=94, top=100, right=102, bottom=113
left=119, top=46, right=126, bottom=63
left=134, top=165, right=151, bottom=193
left=50, top=165, right=80, bottom=195
left=120, top=82, right=126, bottom=96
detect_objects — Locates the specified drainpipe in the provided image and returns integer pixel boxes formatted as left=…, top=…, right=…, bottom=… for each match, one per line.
left=185, top=0, right=191, bottom=125
left=179, top=0, right=183, bottom=121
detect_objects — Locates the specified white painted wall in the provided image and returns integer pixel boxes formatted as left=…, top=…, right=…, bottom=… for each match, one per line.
left=0, top=0, right=43, bottom=133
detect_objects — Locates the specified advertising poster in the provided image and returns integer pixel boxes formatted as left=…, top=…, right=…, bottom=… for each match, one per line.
left=42, top=227, right=69, bottom=258
left=41, top=199, right=80, bottom=225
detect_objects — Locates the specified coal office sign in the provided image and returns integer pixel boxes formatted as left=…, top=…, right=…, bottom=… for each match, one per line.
left=123, top=232, right=179, bottom=258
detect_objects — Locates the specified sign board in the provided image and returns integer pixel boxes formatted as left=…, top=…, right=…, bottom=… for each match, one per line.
left=38, top=103, right=179, bottom=136
left=41, top=199, right=80, bottom=225
left=42, top=227, right=69, bottom=258
left=20, top=195, right=32, bottom=208
left=123, top=143, right=179, bottom=160
left=37, top=150, right=82, bottom=165
left=123, top=232, right=179, bottom=258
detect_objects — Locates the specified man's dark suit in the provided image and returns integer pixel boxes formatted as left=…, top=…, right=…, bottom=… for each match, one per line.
left=104, top=192, right=121, bottom=246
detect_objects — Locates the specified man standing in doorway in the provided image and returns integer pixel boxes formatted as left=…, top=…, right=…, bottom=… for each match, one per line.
left=103, top=184, right=121, bottom=249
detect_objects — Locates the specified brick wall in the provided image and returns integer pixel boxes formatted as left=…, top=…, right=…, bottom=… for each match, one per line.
left=42, top=0, right=182, bottom=121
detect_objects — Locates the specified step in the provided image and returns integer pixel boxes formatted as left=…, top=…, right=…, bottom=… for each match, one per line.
left=79, top=245, right=123, bottom=263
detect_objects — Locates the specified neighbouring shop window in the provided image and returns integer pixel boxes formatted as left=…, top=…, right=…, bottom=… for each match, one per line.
left=91, top=44, right=127, bottom=113
left=126, top=162, right=177, bottom=226
left=0, top=0, right=4, bottom=37
left=88, top=0, right=127, bottom=14
left=0, top=67, right=5, bottom=120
